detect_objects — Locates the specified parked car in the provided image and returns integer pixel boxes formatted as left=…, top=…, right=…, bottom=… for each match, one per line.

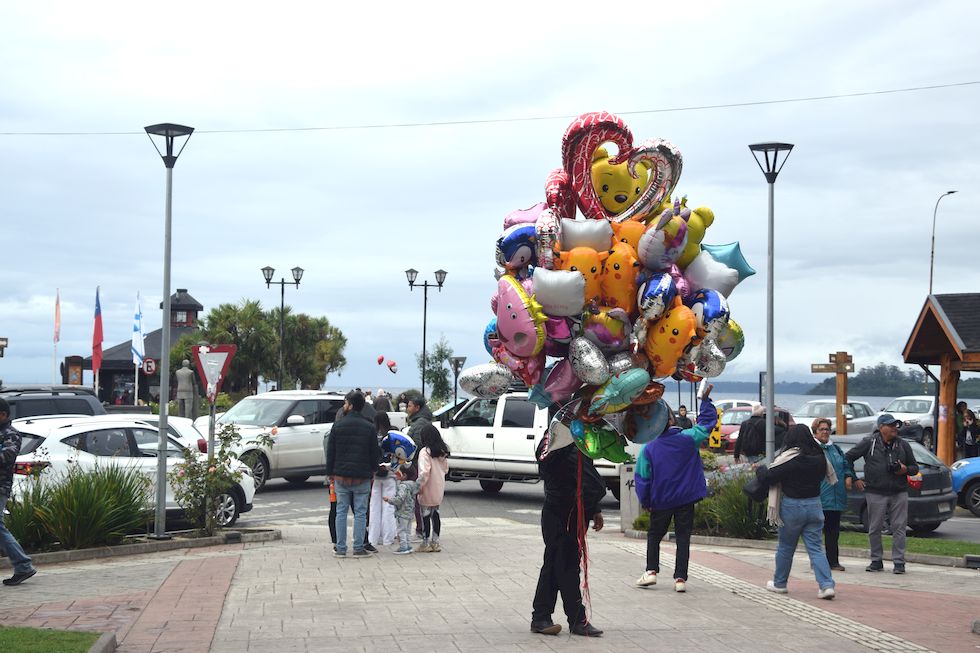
left=951, top=456, right=980, bottom=517
left=880, top=395, right=941, bottom=450
left=834, top=434, right=957, bottom=533
left=792, top=399, right=878, bottom=435
left=715, top=398, right=760, bottom=413
left=12, top=416, right=255, bottom=527
left=0, top=387, right=106, bottom=419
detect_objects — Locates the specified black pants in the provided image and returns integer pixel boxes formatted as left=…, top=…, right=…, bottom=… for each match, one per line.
left=646, top=502, right=695, bottom=581
left=329, top=500, right=337, bottom=543
left=822, top=510, right=842, bottom=567
left=531, top=508, right=585, bottom=626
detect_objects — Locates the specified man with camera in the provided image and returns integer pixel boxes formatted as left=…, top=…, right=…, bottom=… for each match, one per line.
left=845, top=414, right=919, bottom=574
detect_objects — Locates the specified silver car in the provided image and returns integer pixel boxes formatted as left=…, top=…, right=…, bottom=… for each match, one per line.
left=792, top=399, right=878, bottom=435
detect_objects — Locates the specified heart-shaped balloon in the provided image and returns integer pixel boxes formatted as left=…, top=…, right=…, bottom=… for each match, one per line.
left=560, top=111, right=683, bottom=223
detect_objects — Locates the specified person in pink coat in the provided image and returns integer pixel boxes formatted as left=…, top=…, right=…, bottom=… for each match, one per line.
left=416, top=424, right=450, bottom=552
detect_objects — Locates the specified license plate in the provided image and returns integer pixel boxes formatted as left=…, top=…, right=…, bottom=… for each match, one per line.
left=938, top=503, right=951, bottom=513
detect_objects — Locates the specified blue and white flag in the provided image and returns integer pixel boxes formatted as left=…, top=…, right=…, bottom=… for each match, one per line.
left=132, top=293, right=146, bottom=365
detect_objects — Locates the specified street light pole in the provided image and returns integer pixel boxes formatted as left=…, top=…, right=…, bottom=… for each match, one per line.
left=749, top=142, right=793, bottom=464
left=145, top=122, right=194, bottom=540
left=929, top=190, right=958, bottom=295
left=262, top=266, right=304, bottom=391
left=405, top=268, right=447, bottom=398
left=449, top=356, right=467, bottom=406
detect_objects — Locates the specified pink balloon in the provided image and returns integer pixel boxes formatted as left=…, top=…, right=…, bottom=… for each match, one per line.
left=503, top=202, right=546, bottom=229
left=543, top=359, right=583, bottom=402
left=669, top=264, right=691, bottom=299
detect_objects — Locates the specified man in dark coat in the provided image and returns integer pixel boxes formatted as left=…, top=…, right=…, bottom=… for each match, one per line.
left=326, top=391, right=381, bottom=557
left=0, top=398, right=37, bottom=585
left=530, top=429, right=606, bottom=637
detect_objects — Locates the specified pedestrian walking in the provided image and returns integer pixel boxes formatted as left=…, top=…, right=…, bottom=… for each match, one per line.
left=1, top=398, right=38, bottom=586
left=846, top=414, right=919, bottom=574
left=384, top=466, right=420, bottom=555
left=812, top=418, right=855, bottom=572
left=326, top=391, right=381, bottom=558
left=416, top=424, right=450, bottom=553
left=635, top=386, right=718, bottom=593
left=755, top=424, right=838, bottom=599
left=367, top=412, right=397, bottom=549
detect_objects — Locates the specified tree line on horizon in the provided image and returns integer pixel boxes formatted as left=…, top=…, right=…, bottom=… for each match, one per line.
left=808, top=362, right=980, bottom=399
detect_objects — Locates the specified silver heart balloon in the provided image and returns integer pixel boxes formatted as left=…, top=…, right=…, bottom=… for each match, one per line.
left=569, top=337, right=611, bottom=386
left=458, top=363, right=515, bottom=399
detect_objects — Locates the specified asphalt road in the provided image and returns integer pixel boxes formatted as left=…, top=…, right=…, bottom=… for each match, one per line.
left=237, top=476, right=980, bottom=544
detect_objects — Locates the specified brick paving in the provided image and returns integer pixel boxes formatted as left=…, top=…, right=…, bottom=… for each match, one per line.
left=1, top=519, right=978, bottom=652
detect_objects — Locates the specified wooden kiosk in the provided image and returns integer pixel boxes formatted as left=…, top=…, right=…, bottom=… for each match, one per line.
left=902, top=293, right=980, bottom=465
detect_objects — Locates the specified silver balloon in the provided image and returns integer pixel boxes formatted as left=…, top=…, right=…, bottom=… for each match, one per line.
left=607, top=351, right=636, bottom=376
left=569, top=337, right=611, bottom=386
left=693, top=340, right=727, bottom=378
left=458, top=363, right=515, bottom=399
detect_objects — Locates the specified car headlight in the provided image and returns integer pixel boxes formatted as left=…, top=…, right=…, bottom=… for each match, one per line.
left=904, top=418, right=919, bottom=425
left=951, top=460, right=966, bottom=471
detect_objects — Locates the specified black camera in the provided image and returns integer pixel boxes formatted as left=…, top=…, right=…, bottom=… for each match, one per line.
left=887, top=459, right=903, bottom=473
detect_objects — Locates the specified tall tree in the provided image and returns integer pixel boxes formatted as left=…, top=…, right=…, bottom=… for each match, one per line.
left=415, top=336, right=454, bottom=403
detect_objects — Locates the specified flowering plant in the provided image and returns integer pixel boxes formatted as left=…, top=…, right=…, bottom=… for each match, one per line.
left=168, top=423, right=243, bottom=536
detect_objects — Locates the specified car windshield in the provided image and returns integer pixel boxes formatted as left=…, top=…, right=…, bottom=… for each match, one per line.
left=885, top=399, right=931, bottom=414
left=720, top=411, right=750, bottom=426
left=796, top=402, right=836, bottom=418
left=220, top=398, right=293, bottom=426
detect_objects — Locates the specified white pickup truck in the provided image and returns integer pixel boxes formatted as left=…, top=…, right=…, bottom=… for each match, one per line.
left=436, top=390, right=640, bottom=500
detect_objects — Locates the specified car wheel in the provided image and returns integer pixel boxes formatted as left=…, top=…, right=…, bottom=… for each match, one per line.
left=241, top=451, right=269, bottom=491
left=921, top=428, right=933, bottom=450
left=214, top=489, right=242, bottom=528
left=479, top=480, right=504, bottom=494
left=284, top=475, right=310, bottom=485
left=909, top=521, right=941, bottom=534
left=964, top=480, right=980, bottom=518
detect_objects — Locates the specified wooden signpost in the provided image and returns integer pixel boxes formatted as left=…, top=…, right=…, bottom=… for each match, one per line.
left=811, top=351, right=854, bottom=434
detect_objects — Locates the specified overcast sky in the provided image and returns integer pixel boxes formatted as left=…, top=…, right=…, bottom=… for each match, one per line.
left=1, top=0, right=978, bottom=392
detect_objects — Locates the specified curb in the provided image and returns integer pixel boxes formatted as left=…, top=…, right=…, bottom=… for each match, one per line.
left=88, top=631, right=116, bottom=653
left=622, top=529, right=968, bottom=568
left=0, top=529, right=281, bottom=569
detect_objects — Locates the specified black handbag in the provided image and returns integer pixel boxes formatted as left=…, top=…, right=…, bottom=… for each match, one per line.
left=742, top=474, right=768, bottom=503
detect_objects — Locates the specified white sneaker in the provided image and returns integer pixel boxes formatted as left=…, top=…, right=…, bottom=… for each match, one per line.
left=636, top=571, right=657, bottom=587
left=766, top=581, right=788, bottom=594
left=674, top=579, right=686, bottom=593
left=818, top=587, right=836, bottom=600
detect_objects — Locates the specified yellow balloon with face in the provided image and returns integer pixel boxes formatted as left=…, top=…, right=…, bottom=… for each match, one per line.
left=591, top=147, right=651, bottom=216
left=677, top=205, right=716, bottom=269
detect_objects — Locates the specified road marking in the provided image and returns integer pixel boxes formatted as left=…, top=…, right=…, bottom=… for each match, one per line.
left=611, top=539, right=934, bottom=653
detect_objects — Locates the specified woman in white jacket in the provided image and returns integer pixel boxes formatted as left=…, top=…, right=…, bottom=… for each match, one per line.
left=367, top=413, right=398, bottom=548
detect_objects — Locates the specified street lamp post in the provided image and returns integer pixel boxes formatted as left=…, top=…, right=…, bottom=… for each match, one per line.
left=405, top=268, right=447, bottom=398
left=749, top=142, right=793, bottom=464
left=449, top=355, right=467, bottom=406
left=262, top=266, right=304, bottom=391
left=929, top=190, right=958, bottom=295
left=145, top=122, right=194, bottom=540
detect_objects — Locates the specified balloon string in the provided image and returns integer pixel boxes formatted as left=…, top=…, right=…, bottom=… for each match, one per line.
left=576, top=450, right=592, bottom=625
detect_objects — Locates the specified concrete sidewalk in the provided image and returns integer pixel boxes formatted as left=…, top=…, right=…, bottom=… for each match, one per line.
left=1, top=518, right=978, bottom=652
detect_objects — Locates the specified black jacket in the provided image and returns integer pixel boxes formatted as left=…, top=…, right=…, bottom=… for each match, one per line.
left=755, top=452, right=826, bottom=499
left=0, top=419, right=22, bottom=496
left=326, top=410, right=381, bottom=480
left=734, top=415, right=765, bottom=457
left=537, top=442, right=606, bottom=519
left=406, top=406, right=434, bottom=440
left=845, top=432, right=919, bottom=495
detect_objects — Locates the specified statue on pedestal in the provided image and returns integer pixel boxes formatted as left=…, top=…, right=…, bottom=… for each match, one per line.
left=175, top=359, right=198, bottom=419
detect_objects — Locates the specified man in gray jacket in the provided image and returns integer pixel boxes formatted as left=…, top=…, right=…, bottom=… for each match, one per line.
left=845, top=414, right=919, bottom=574
left=0, top=398, right=37, bottom=585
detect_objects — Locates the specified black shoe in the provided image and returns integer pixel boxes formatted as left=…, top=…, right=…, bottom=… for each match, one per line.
left=364, top=543, right=378, bottom=553
left=865, top=561, right=884, bottom=572
left=530, top=619, right=561, bottom=635
left=893, top=564, right=906, bottom=574
left=3, top=569, right=37, bottom=586
left=570, top=622, right=603, bottom=637
left=352, top=549, right=373, bottom=557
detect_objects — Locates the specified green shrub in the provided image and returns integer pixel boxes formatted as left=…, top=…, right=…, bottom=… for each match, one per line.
left=699, top=449, right=719, bottom=471
left=34, top=465, right=151, bottom=549
left=6, top=476, right=56, bottom=552
left=694, top=472, right=770, bottom=539
left=632, top=510, right=650, bottom=530
left=168, top=423, right=243, bottom=536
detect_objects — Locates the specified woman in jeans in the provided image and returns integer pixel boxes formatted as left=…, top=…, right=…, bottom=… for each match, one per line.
left=755, top=424, right=838, bottom=599
left=812, top=418, right=855, bottom=571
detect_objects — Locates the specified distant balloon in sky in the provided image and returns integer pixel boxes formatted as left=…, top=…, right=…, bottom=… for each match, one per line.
left=377, top=355, right=384, bottom=365
left=387, top=360, right=398, bottom=374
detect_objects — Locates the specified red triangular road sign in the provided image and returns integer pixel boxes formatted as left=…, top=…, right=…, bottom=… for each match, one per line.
left=192, top=344, right=237, bottom=402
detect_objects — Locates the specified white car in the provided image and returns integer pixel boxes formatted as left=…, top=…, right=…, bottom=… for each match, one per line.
left=12, top=416, right=255, bottom=527
left=715, top=399, right=761, bottom=413
left=880, top=395, right=945, bottom=449
left=792, top=399, right=878, bottom=435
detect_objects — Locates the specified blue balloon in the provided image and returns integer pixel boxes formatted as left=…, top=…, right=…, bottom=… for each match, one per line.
left=381, top=431, right=417, bottom=465
left=684, top=288, right=730, bottom=337
left=484, top=318, right=499, bottom=355
left=628, top=400, right=670, bottom=444
left=636, top=272, right=678, bottom=321
left=496, top=224, right=537, bottom=269
left=701, top=242, right=756, bottom=283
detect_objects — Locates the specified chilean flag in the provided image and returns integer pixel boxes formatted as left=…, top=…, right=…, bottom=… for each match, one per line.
left=92, top=287, right=104, bottom=374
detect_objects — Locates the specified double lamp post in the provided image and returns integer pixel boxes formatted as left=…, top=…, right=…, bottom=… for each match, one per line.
left=405, top=268, right=447, bottom=398
left=262, top=265, right=304, bottom=392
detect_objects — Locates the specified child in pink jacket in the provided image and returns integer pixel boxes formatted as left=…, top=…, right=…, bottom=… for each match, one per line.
left=416, top=424, right=450, bottom=552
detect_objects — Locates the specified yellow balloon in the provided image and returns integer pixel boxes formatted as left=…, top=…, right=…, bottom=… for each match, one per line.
left=590, top=146, right=650, bottom=216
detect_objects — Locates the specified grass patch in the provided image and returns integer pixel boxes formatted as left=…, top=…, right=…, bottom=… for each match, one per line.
left=838, top=531, right=980, bottom=558
left=0, top=626, right=99, bottom=653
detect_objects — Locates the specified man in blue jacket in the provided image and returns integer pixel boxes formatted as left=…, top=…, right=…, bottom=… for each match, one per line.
left=634, top=385, right=717, bottom=593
